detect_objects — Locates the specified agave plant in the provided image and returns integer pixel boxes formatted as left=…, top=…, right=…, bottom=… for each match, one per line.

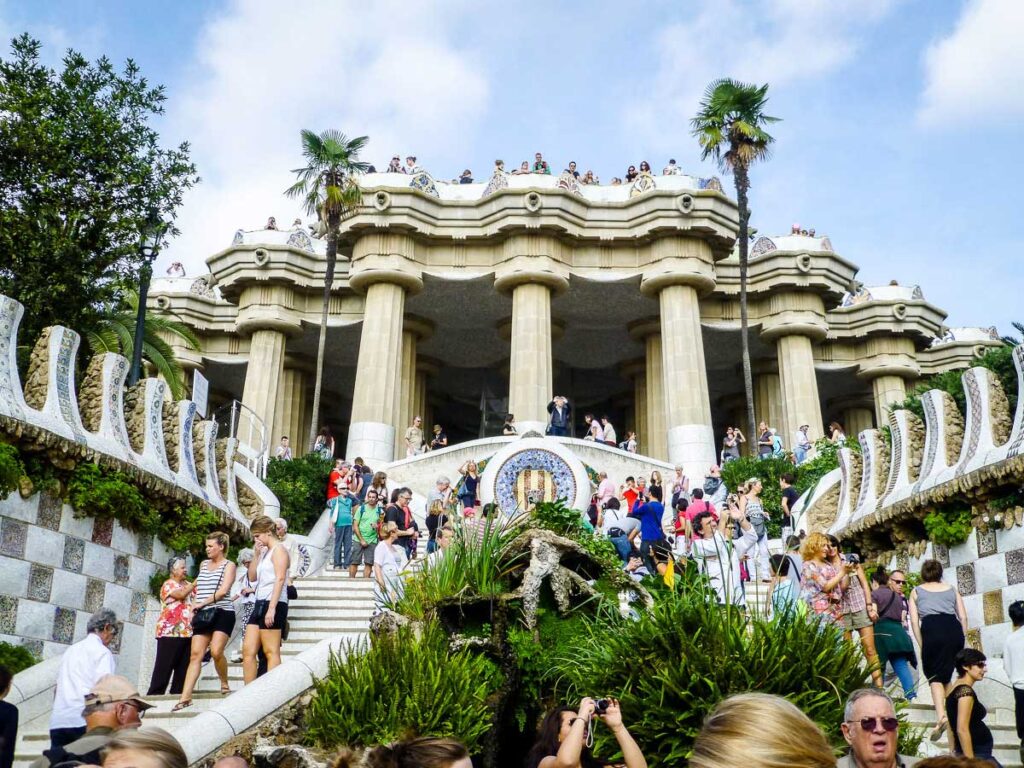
left=86, top=287, right=200, bottom=399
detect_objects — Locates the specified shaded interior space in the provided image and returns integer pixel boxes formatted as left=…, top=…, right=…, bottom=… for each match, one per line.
left=817, top=365, right=876, bottom=432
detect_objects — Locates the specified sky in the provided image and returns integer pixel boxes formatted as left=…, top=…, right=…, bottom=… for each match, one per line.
left=2, top=0, right=1022, bottom=336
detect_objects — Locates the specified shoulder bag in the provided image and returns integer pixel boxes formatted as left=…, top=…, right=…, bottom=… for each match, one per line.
left=191, top=564, right=224, bottom=633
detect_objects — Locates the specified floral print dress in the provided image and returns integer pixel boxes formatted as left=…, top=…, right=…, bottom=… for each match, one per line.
left=156, top=578, right=193, bottom=638
left=800, top=561, right=844, bottom=626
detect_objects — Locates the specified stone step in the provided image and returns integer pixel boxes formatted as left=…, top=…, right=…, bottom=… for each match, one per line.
left=288, top=606, right=372, bottom=619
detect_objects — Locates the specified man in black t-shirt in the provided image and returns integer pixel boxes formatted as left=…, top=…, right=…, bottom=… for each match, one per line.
left=780, top=473, right=799, bottom=532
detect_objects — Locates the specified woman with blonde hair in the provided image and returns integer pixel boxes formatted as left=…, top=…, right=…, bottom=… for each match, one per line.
left=799, top=531, right=848, bottom=627
left=242, top=515, right=290, bottom=683
left=332, top=737, right=471, bottom=768
left=102, top=727, right=187, bottom=768
left=690, top=693, right=836, bottom=768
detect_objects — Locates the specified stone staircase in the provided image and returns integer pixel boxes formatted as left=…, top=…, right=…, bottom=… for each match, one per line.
left=904, top=697, right=1022, bottom=766
left=12, top=569, right=378, bottom=768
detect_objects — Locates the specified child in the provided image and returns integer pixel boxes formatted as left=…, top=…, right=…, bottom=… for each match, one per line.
left=768, top=554, right=798, bottom=617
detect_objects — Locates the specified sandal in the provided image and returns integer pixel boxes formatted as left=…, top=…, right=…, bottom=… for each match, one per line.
left=220, top=684, right=231, bottom=695
left=929, top=717, right=947, bottom=742
left=172, top=700, right=193, bottom=712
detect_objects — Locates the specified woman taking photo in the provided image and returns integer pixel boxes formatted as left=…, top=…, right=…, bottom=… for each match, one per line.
left=370, top=470, right=388, bottom=500
left=910, top=558, right=968, bottom=742
left=827, top=536, right=883, bottom=687
left=946, top=648, right=998, bottom=764
left=871, top=566, right=917, bottom=700
left=242, top=515, right=290, bottom=684
left=457, top=460, right=481, bottom=516
left=148, top=557, right=193, bottom=695
left=526, top=698, right=647, bottom=768
left=175, top=532, right=236, bottom=710
left=799, top=532, right=847, bottom=628
left=373, top=521, right=409, bottom=612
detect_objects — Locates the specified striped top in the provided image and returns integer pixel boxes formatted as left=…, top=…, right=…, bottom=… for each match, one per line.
left=194, top=560, right=234, bottom=611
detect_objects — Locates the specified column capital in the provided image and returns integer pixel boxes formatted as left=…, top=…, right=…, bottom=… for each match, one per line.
left=404, top=314, right=435, bottom=341
left=628, top=317, right=661, bottom=341
left=854, top=336, right=920, bottom=380
left=639, top=237, right=717, bottom=297
left=236, top=285, right=304, bottom=337
left=620, top=357, right=646, bottom=380
left=757, top=292, right=828, bottom=343
left=493, top=258, right=570, bottom=295
left=349, top=232, right=424, bottom=295
left=416, top=355, right=442, bottom=377
left=497, top=315, right=565, bottom=341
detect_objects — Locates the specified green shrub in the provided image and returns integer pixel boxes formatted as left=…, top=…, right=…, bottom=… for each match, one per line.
left=158, top=504, right=222, bottom=559
left=265, top=454, right=332, bottom=534
left=68, top=463, right=157, bottom=529
left=531, top=500, right=624, bottom=580
left=305, top=622, right=502, bottom=752
left=547, top=582, right=871, bottom=766
left=923, top=507, right=974, bottom=547
left=0, top=442, right=24, bottom=497
left=719, top=456, right=793, bottom=537
left=0, top=640, right=38, bottom=674
left=149, top=569, right=169, bottom=599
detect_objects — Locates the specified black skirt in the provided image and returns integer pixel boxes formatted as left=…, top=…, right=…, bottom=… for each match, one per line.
left=921, top=612, right=964, bottom=684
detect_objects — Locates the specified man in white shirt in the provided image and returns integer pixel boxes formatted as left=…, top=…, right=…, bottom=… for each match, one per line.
left=794, top=425, right=813, bottom=465
left=1004, top=600, right=1024, bottom=755
left=690, top=503, right=758, bottom=606
left=275, top=518, right=302, bottom=598
left=273, top=436, right=292, bottom=460
left=600, top=416, right=617, bottom=447
left=49, top=609, right=118, bottom=751
left=599, top=498, right=641, bottom=563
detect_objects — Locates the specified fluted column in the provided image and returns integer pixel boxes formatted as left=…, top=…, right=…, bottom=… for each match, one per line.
left=274, top=367, right=308, bottom=449
left=241, top=329, right=287, bottom=451
left=843, top=406, right=875, bottom=439
left=622, top=359, right=647, bottom=454
left=872, top=375, right=908, bottom=425
left=346, top=233, right=423, bottom=465
left=753, top=370, right=784, bottom=435
left=645, top=332, right=667, bottom=460
left=777, top=334, right=825, bottom=447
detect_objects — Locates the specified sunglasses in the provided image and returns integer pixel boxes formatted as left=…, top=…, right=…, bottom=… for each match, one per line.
left=890, top=579, right=906, bottom=585
left=850, top=717, right=899, bottom=732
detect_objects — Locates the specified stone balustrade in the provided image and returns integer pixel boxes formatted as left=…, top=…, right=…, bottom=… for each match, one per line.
left=797, top=343, right=1024, bottom=553
left=0, top=293, right=279, bottom=528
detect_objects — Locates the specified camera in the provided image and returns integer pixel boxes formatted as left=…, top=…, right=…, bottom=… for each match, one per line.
left=842, top=552, right=861, bottom=565
left=593, top=698, right=610, bottom=715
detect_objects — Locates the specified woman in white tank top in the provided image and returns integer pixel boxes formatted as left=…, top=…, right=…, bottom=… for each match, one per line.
left=243, top=515, right=291, bottom=683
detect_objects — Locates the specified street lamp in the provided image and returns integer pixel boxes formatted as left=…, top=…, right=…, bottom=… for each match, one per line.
left=128, top=212, right=169, bottom=387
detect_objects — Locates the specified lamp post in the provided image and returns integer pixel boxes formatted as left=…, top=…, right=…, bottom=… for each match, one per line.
left=128, top=213, right=168, bottom=387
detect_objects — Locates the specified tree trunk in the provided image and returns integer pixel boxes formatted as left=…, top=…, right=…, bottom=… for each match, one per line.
left=734, top=162, right=756, bottom=456
left=308, top=218, right=338, bottom=451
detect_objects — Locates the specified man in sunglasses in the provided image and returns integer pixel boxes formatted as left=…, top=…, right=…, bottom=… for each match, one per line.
left=839, top=688, right=918, bottom=767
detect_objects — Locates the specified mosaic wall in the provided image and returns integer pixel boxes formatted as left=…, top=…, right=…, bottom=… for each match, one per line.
left=0, top=490, right=168, bottom=677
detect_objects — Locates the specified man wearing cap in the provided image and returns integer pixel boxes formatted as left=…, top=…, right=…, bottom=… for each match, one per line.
left=36, top=675, right=151, bottom=768
left=48, top=609, right=118, bottom=752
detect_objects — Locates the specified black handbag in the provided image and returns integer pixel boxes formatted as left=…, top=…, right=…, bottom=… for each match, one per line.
left=191, top=565, right=224, bottom=633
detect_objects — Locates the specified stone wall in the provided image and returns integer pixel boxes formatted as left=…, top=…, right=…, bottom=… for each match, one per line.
left=0, top=489, right=168, bottom=681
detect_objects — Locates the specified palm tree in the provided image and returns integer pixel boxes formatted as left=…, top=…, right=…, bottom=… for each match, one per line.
left=286, top=129, right=369, bottom=451
left=1001, top=321, right=1024, bottom=346
left=87, top=288, right=201, bottom=400
left=691, top=79, right=779, bottom=452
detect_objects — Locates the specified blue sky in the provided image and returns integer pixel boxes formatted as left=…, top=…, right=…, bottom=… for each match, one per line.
left=3, top=0, right=1022, bottom=336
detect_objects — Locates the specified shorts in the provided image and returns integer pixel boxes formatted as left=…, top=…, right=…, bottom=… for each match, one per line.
left=352, top=541, right=376, bottom=565
left=194, top=607, right=235, bottom=637
left=248, top=600, right=289, bottom=631
left=843, top=607, right=872, bottom=631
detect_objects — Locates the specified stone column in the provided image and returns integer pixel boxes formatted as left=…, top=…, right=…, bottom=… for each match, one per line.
left=646, top=334, right=667, bottom=460
left=872, top=375, right=908, bottom=425
left=776, top=334, right=825, bottom=447
left=622, top=359, right=647, bottom=453
left=843, top=406, right=875, bottom=439
left=241, top=329, right=287, bottom=452
left=274, top=366, right=308, bottom=449
left=494, top=241, right=569, bottom=436
left=760, top=292, right=828, bottom=446
left=346, top=233, right=423, bottom=465
left=639, top=238, right=717, bottom=475
left=753, top=369, right=784, bottom=436
left=393, top=317, right=434, bottom=459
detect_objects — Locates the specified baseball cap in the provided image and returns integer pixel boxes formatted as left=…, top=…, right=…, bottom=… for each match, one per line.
left=84, top=674, right=154, bottom=711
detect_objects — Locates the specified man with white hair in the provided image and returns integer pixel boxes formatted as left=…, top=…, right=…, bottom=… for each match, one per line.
left=49, top=609, right=118, bottom=751
left=839, top=688, right=918, bottom=767
left=275, top=518, right=300, bottom=599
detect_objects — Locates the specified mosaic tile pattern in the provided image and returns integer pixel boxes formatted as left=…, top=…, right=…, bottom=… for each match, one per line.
left=28, top=564, right=53, bottom=602
left=136, top=532, right=153, bottom=561
left=934, top=543, right=951, bottom=568
left=966, top=627, right=982, bottom=652
left=1007, top=547, right=1024, bottom=586
left=984, top=589, right=1004, bottom=625
left=22, top=638, right=43, bottom=657
left=0, top=595, right=16, bottom=633
left=92, top=517, right=113, bottom=546
left=84, top=578, right=105, bottom=613
left=37, top=491, right=63, bottom=530
left=286, top=229, right=313, bottom=251
left=52, top=606, right=75, bottom=644
left=750, top=236, right=777, bottom=258
left=956, top=369, right=983, bottom=478
left=0, top=517, right=27, bottom=557
left=62, top=536, right=85, bottom=573
left=957, top=562, right=977, bottom=596
left=113, top=555, right=130, bottom=585
left=129, top=591, right=147, bottom=625
left=915, top=393, right=940, bottom=493
left=55, top=329, right=88, bottom=445
left=978, top=527, right=998, bottom=558
left=0, top=296, right=27, bottom=419
left=1007, top=346, right=1024, bottom=459
left=493, top=448, right=578, bottom=516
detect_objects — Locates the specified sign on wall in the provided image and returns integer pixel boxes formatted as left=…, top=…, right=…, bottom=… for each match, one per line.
left=193, top=370, right=209, bottom=417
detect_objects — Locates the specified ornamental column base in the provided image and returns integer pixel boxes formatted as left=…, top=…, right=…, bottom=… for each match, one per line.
left=346, top=421, right=397, bottom=468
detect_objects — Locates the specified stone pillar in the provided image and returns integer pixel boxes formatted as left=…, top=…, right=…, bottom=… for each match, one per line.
left=274, top=366, right=308, bottom=449
left=494, top=241, right=569, bottom=436
left=776, top=334, right=825, bottom=447
left=346, top=233, right=423, bottom=465
left=872, top=375, right=908, bottom=425
left=241, top=329, right=287, bottom=452
left=843, top=406, right=875, bottom=439
left=628, top=322, right=666, bottom=460
left=753, top=369, right=784, bottom=436
left=393, top=317, right=433, bottom=459
left=622, top=359, right=647, bottom=453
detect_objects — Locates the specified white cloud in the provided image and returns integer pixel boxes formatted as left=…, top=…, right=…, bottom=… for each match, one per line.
left=623, top=0, right=896, bottom=154
left=160, top=0, right=488, bottom=274
left=918, top=0, right=1024, bottom=126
